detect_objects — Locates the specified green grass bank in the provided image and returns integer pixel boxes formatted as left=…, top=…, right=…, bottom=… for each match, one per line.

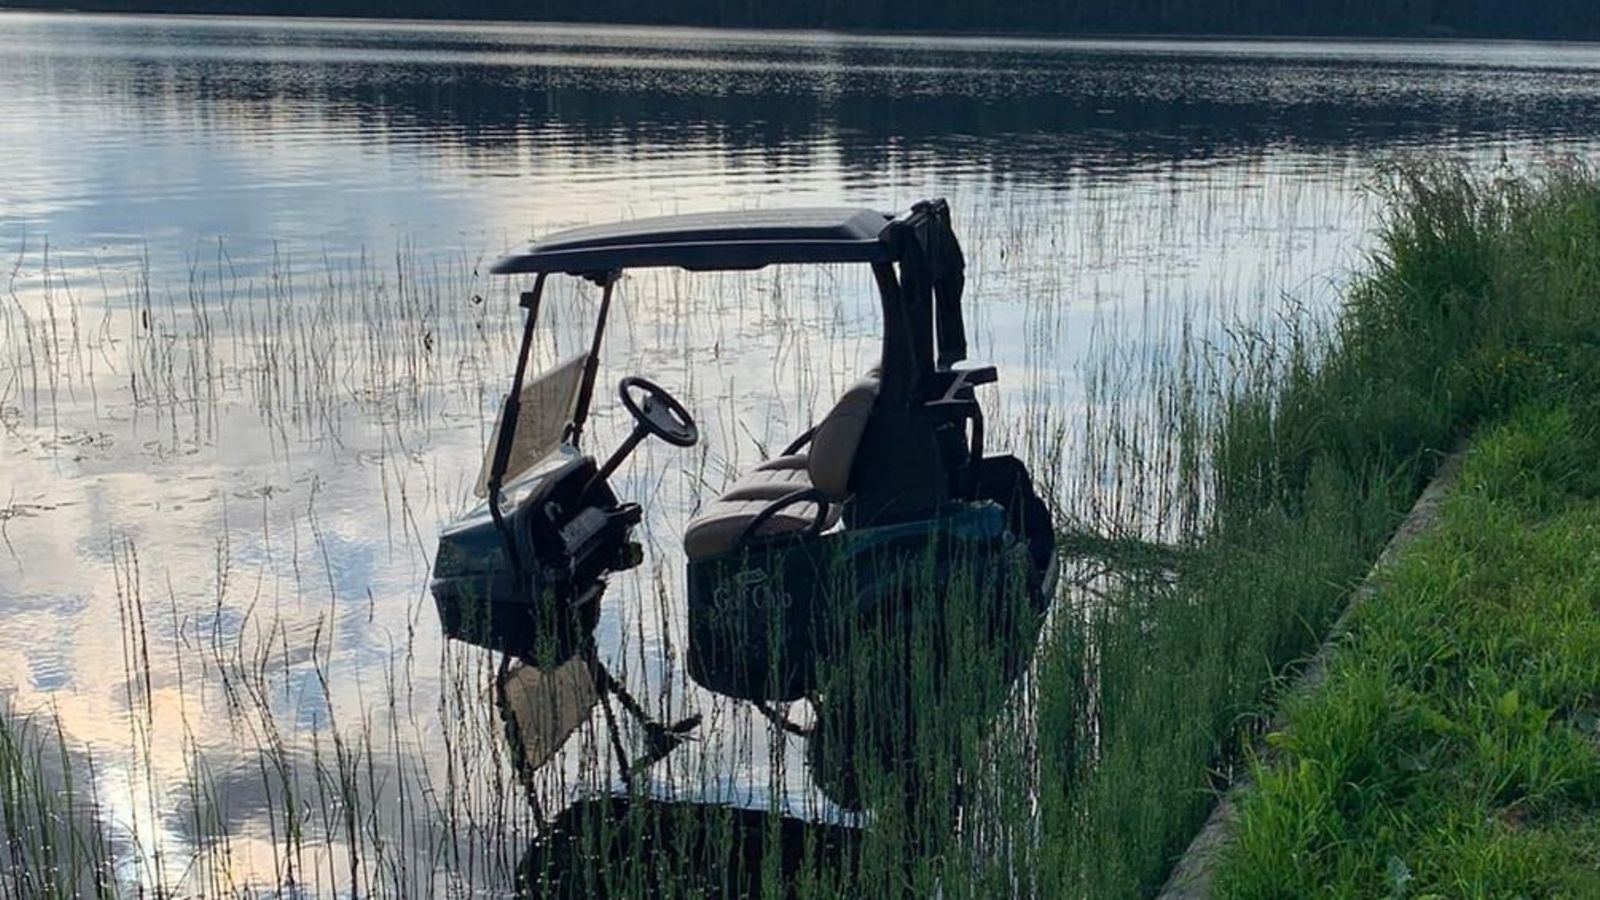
left=1210, top=402, right=1600, bottom=898
left=1035, top=162, right=1600, bottom=896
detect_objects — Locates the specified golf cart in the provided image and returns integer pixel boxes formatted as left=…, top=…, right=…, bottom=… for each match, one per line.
left=431, top=199, right=1057, bottom=701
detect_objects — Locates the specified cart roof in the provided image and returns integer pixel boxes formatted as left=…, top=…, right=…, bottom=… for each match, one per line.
left=490, top=207, right=895, bottom=276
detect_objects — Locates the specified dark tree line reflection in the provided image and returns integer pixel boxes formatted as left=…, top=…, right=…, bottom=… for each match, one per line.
left=14, top=0, right=1600, bottom=40
left=22, top=28, right=1600, bottom=188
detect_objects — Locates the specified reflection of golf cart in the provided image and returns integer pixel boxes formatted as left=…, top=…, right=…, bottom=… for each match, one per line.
left=431, top=199, right=1056, bottom=699
left=496, top=648, right=860, bottom=899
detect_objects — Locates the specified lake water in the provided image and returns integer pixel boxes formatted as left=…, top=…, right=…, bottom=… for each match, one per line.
left=3, top=12, right=1600, bottom=894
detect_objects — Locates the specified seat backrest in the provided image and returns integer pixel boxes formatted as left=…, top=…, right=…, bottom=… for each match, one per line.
left=808, top=374, right=881, bottom=500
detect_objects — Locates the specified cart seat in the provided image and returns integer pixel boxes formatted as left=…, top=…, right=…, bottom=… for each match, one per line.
left=720, top=454, right=811, bottom=500
left=683, top=375, right=879, bottom=562
left=682, top=497, right=841, bottom=562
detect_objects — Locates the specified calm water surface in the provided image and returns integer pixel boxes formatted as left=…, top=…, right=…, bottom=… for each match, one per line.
left=3, top=12, right=1600, bottom=893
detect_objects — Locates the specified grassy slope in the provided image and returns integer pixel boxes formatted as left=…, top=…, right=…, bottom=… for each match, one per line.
left=1201, top=167, right=1600, bottom=897
left=1037, top=164, right=1600, bottom=897
left=1214, top=402, right=1600, bottom=898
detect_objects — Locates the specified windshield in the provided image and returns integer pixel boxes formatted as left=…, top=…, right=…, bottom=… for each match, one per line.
left=475, top=352, right=589, bottom=497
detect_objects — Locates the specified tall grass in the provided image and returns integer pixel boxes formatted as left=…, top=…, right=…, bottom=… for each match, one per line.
left=1033, top=161, right=1600, bottom=894
left=1206, top=164, right=1600, bottom=897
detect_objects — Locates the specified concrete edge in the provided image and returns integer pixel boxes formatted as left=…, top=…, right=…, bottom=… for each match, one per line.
left=1155, top=440, right=1471, bottom=900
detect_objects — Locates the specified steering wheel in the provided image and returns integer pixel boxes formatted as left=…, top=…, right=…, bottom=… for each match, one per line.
left=618, top=376, right=699, bottom=448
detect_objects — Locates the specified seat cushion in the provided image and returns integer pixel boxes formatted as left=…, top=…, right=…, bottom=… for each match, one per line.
left=755, top=454, right=809, bottom=471
left=683, top=496, right=839, bottom=562
left=722, top=456, right=813, bottom=500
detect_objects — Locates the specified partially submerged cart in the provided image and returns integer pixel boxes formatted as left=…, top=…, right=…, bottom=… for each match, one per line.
left=432, top=199, right=1057, bottom=702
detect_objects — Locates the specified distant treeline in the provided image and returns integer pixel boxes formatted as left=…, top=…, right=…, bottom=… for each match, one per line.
left=9, top=0, right=1600, bottom=39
